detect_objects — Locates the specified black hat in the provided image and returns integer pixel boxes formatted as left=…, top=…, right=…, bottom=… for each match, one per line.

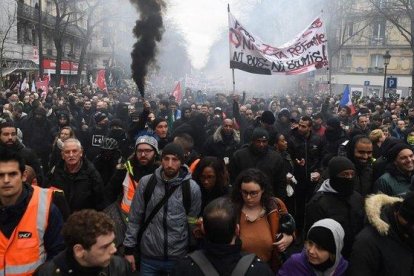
left=251, top=128, right=269, bottom=141
left=278, top=108, right=290, bottom=119
left=399, top=192, right=414, bottom=224
left=94, top=112, right=107, bottom=123
left=326, top=117, right=341, bottom=129
left=110, top=119, right=124, bottom=129
left=387, top=143, right=412, bottom=161
left=261, top=111, right=276, bottom=125
left=162, top=143, right=184, bottom=162
left=328, top=156, right=355, bottom=179
left=307, top=226, right=336, bottom=254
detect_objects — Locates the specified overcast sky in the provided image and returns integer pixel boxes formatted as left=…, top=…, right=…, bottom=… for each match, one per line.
left=167, top=0, right=256, bottom=69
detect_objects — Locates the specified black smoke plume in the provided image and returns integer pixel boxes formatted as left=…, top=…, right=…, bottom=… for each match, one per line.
left=129, top=0, right=166, bottom=97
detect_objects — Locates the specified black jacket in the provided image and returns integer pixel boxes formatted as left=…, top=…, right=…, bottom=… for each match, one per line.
left=47, top=158, right=105, bottom=213
left=171, top=239, right=273, bottom=276
left=203, top=126, right=241, bottom=160
left=287, top=128, right=324, bottom=184
left=347, top=194, right=414, bottom=276
left=305, top=181, right=364, bottom=258
left=229, top=145, right=286, bottom=198
left=34, top=250, right=133, bottom=276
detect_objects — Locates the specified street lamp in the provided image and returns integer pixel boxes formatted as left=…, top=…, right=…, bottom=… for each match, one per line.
left=382, top=50, right=391, bottom=101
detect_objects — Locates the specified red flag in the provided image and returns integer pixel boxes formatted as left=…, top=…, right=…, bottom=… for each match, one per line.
left=36, top=78, right=49, bottom=93
left=96, top=70, right=107, bottom=91
left=171, top=81, right=182, bottom=103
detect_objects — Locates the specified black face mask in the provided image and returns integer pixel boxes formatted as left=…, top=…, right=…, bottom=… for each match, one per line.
left=109, top=129, right=125, bottom=140
left=330, top=177, right=355, bottom=197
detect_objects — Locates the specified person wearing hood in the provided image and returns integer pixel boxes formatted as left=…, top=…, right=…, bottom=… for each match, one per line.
left=229, top=128, right=286, bottom=198
left=322, top=117, right=348, bottom=164
left=108, top=118, right=131, bottom=159
left=275, top=108, right=291, bottom=137
left=202, top=118, right=241, bottom=161
left=0, top=121, right=44, bottom=186
left=278, top=218, right=348, bottom=276
left=80, top=111, right=110, bottom=161
left=123, top=143, right=201, bottom=273
left=22, top=106, right=54, bottom=172
left=346, top=135, right=374, bottom=196
left=374, top=143, right=414, bottom=196
left=348, top=192, right=414, bottom=276
left=305, top=156, right=364, bottom=258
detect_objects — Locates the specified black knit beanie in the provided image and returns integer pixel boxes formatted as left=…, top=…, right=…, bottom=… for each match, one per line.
left=307, top=226, right=336, bottom=254
left=328, top=156, right=355, bottom=179
left=251, top=128, right=269, bottom=141
left=387, top=143, right=412, bottom=162
left=162, top=143, right=185, bottom=162
left=261, top=111, right=276, bottom=125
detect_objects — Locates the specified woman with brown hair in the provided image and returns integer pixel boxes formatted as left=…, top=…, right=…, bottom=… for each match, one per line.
left=232, top=168, right=295, bottom=272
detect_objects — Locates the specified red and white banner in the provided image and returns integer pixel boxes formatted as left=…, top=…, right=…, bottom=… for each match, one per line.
left=171, top=81, right=182, bottom=103
left=35, top=78, right=49, bottom=92
left=96, top=70, right=107, bottom=91
left=43, top=59, right=79, bottom=75
left=228, top=12, right=328, bottom=75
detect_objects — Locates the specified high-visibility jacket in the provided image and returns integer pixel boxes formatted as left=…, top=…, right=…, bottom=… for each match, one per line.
left=120, top=161, right=139, bottom=214
left=0, top=185, right=53, bottom=276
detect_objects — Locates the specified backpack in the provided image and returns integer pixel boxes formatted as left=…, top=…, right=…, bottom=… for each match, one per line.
left=189, top=250, right=256, bottom=276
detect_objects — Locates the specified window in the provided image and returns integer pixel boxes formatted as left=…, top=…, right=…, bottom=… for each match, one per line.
left=342, top=53, right=352, bottom=67
left=370, top=54, right=384, bottom=68
left=373, top=21, right=386, bottom=39
left=347, top=22, right=354, bottom=37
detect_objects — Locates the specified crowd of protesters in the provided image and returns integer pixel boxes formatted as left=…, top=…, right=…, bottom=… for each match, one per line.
left=0, top=83, right=414, bottom=275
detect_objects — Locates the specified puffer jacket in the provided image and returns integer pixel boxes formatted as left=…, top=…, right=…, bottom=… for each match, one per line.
left=123, top=165, right=201, bottom=259
left=348, top=194, right=414, bottom=276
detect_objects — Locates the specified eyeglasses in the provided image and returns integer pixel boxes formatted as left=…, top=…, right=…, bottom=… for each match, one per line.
left=137, top=149, right=154, bottom=155
left=241, top=189, right=261, bottom=198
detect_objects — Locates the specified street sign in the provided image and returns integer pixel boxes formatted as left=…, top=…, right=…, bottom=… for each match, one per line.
left=364, top=81, right=370, bottom=86
left=387, top=77, right=397, bottom=89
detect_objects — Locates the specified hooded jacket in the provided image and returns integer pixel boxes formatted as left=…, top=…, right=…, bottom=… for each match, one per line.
left=347, top=194, right=414, bottom=276
left=305, top=179, right=364, bottom=258
left=202, top=126, right=241, bottom=160
left=123, top=165, right=201, bottom=259
left=278, top=218, right=348, bottom=276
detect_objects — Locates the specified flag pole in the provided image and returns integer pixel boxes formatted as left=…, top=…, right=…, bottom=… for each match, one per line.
left=321, top=8, right=332, bottom=97
left=228, top=4, right=236, bottom=94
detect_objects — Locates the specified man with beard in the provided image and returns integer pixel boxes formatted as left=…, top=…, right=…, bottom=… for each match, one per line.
left=346, top=135, right=374, bottom=197
left=287, top=116, right=323, bottom=237
left=374, top=143, right=414, bottom=196
left=229, top=128, right=286, bottom=198
left=0, top=121, right=44, bottom=185
left=305, top=157, right=364, bottom=258
left=123, top=143, right=201, bottom=274
left=203, top=118, right=241, bottom=161
left=348, top=192, right=414, bottom=276
left=311, top=113, right=326, bottom=137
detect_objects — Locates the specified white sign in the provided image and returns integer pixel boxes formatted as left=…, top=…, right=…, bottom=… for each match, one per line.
left=228, top=12, right=329, bottom=75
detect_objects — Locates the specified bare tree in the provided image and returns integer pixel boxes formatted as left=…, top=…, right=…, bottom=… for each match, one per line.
left=51, top=0, right=82, bottom=85
left=368, top=0, right=414, bottom=99
left=0, top=1, right=17, bottom=88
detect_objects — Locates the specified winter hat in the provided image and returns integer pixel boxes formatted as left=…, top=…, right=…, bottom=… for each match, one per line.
left=399, top=192, right=414, bottom=224
left=387, top=143, right=412, bottom=162
left=328, top=156, right=355, bottom=179
left=278, top=108, right=291, bottom=119
left=326, top=117, right=341, bottom=129
left=110, top=118, right=124, bottom=129
left=94, top=112, right=107, bottom=123
left=307, top=226, right=336, bottom=254
left=162, top=143, right=184, bottom=162
left=261, top=111, right=276, bottom=125
left=135, top=135, right=159, bottom=154
left=251, top=128, right=269, bottom=141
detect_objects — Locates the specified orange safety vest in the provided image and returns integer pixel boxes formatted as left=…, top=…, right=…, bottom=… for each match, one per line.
left=189, top=158, right=201, bottom=173
left=120, top=161, right=139, bottom=214
left=0, top=186, right=53, bottom=276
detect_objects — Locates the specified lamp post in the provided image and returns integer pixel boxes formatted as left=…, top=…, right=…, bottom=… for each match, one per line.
left=382, top=50, right=391, bottom=102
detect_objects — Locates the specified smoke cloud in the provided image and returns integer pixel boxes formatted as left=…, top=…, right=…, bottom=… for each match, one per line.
left=129, top=0, right=166, bottom=97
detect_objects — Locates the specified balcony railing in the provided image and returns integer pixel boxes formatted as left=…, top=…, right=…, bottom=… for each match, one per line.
left=17, top=2, right=85, bottom=38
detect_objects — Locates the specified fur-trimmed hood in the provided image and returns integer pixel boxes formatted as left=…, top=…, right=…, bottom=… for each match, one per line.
left=365, top=194, right=403, bottom=236
left=213, top=126, right=240, bottom=143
